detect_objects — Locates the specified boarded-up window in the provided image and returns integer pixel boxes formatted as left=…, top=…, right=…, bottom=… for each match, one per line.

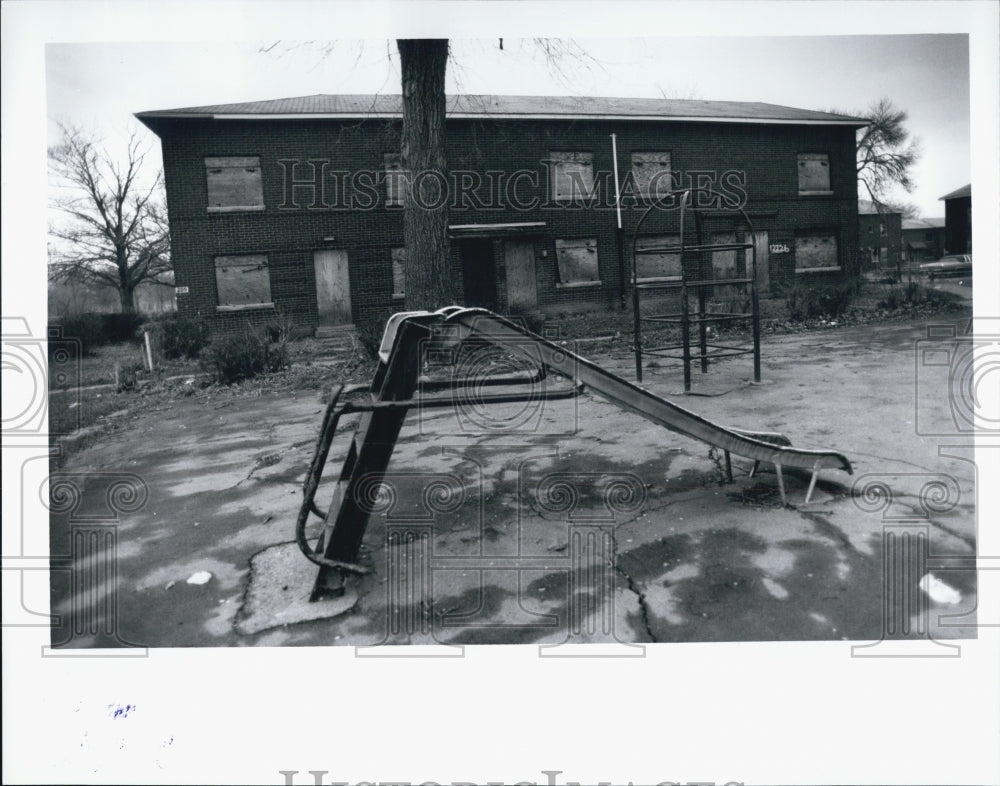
left=631, top=152, right=673, bottom=199
left=797, top=153, right=830, bottom=193
left=384, top=153, right=409, bottom=207
left=555, top=238, right=600, bottom=285
left=795, top=233, right=839, bottom=272
left=215, top=255, right=272, bottom=308
left=205, top=157, right=264, bottom=211
left=550, top=152, right=595, bottom=202
left=391, top=247, right=406, bottom=298
left=634, top=235, right=681, bottom=280
left=711, top=231, right=739, bottom=279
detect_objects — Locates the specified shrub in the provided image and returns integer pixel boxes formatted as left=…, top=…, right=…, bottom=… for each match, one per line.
left=785, top=281, right=856, bottom=321
left=355, top=310, right=393, bottom=360
left=100, top=312, right=145, bottom=343
left=50, top=313, right=104, bottom=357
left=115, top=360, right=145, bottom=392
left=150, top=313, right=210, bottom=359
left=201, top=328, right=287, bottom=384
left=877, top=286, right=904, bottom=311
left=507, top=308, right=547, bottom=336
left=264, top=306, right=312, bottom=343
left=877, top=281, right=959, bottom=311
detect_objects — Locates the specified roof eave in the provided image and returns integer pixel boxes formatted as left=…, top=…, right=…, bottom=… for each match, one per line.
left=135, top=110, right=869, bottom=126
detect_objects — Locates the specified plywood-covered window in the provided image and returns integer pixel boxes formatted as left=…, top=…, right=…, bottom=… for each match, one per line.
left=550, top=152, right=595, bottom=202
left=555, top=238, right=600, bottom=286
left=634, top=235, right=681, bottom=280
left=631, top=152, right=673, bottom=200
left=795, top=232, right=840, bottom=272
left=205, top=157, right=264, bottom=212
left=797, top=153, right=831, bottom=194
left=384, top=153, right=409, bottom=207
left=215, top=255, right=273, bottom=309
left=391, top=247, right=406, bottom=299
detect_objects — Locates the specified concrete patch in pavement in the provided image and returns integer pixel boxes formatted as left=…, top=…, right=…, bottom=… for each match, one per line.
left=236, top=541, right=359, bottom=635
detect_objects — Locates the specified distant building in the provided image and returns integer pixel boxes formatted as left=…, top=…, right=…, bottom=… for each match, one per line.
left=901, top=217, right=946, bottom=262
left=858, top=200, right=903, bottom=275
left=136, top=94, right=867, bottom=334
left=940, top=183, right=971, bottom=255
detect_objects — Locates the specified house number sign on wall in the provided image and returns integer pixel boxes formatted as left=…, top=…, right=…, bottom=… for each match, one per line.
left=769, top=243, right=790, bottom=254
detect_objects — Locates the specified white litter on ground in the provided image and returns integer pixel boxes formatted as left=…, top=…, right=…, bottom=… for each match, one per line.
left=186, top=571, right=213, bottom=585
left=762, top=577, right=790, bottom=600
left=919, top=573, right=961, bottom=604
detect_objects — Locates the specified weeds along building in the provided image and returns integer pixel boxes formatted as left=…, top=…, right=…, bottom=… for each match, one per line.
left=136, top=94, right=867, bottom=334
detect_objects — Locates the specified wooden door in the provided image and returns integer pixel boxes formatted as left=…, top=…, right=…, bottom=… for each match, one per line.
left=504, top=239, right=538, bottom=311
left=313, top=250, right=352, bottom=326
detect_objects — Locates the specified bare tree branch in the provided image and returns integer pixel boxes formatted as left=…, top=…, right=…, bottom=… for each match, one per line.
left=846, top=98, right=921, bottom=214
left=48, top=120, right=170, bottom=312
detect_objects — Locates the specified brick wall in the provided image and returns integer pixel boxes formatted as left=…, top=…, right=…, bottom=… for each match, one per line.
left=148, top=114, right=860, bottom=332
left=858, top=212, right=903, bottom=273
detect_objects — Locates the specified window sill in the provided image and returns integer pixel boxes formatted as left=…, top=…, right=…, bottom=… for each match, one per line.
left=216, top=302, right=275, bottom=312
left=795, top=267, right=841, bottom=274
left=797, top=190, right=833, bottom=197
left=207, top=205, right=266, bottom=213
left=555, top=281, right=602, bottom=289
left=635, top=276, right=682, bottom=284
left=391, top=293, right=405, bottom=301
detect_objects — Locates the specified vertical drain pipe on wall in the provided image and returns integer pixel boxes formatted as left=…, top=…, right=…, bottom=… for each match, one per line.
left=610, top=133, right=626, bottom=309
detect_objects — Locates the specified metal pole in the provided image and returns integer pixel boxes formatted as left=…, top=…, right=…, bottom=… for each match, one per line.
left=611, top=134, right=626, bottom=310
left=751, top=232, right=761, bottom=382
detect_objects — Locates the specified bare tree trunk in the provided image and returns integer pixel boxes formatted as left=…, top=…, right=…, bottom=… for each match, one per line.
left=397, top=39, right=455, bottom=311
left=120, top=285, right=137, bottom=313
left=118, top=252, right=137, bottom=313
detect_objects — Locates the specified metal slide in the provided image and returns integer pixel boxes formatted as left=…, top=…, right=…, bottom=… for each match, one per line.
left=297, top=306, right=852, bottom=599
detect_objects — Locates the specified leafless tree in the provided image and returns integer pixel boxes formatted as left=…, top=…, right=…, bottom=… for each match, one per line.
left=48, top=121, right=170, bottom=313
left=853, top=98, right=921, bottom=214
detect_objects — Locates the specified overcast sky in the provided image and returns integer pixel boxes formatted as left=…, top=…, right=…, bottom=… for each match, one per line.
left=47, top=34, right=970, bottom=218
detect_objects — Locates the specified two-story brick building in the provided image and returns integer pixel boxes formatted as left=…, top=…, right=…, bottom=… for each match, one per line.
left=858, top=200, right=903, bottom=277
left=136, top=94, right=867, bottom=334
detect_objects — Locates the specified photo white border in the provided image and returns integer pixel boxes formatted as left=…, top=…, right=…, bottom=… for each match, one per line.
left=3, top=2, right=998, bottom=784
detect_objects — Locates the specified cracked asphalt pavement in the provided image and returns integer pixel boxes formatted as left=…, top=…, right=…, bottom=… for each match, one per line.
left=49, top=316, right=978, bottom=648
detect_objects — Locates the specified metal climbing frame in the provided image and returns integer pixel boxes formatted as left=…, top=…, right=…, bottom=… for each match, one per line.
left=296, top=307, right=852, bottom=600
left=632, top=189, right=761, bottom=388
